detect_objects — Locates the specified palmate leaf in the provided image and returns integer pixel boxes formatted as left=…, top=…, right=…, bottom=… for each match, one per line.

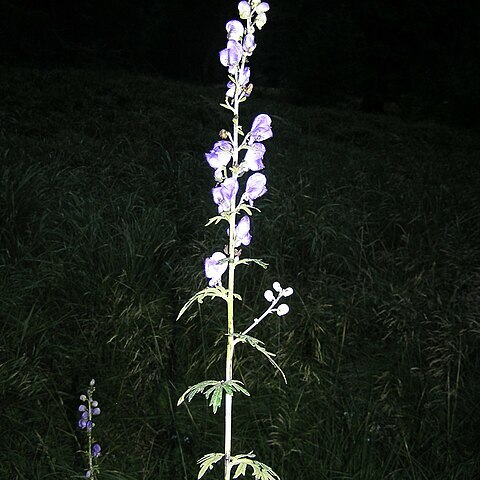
left=176, top=286, right=242, bottom=321
left=231, top=452, right=281, bottom=480
left=234, top=334, right=287, bottom=384
left=197, top=452, right=224, bottom=479
left=178, top=379, right=250, bottom=414
left=177, top=380, right=218, bottom=406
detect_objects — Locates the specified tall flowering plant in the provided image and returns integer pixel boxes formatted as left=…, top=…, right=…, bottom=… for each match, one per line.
left=78, top=379, right=102, bottom=479
left=177, top=2, right=292, bottom=479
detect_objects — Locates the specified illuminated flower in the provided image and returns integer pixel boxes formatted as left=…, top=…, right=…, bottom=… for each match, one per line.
left=243, top=142, right=265, bottom=171
left=205, top=141, right=233, bottom=169
left=226, top=20, right=244, bottom=41
left=249, top=114, right=273, bottom=143
left=244, top=173, right=267, bottom=205
left=212, top=177, right=239, bottom=213
left=243, top=34, right=256, bottom=55
left=238, top=1, right=251, bottom=19
left=219, top=40, right=243, bottom=73
left=205, top=252, right=229, bottom=286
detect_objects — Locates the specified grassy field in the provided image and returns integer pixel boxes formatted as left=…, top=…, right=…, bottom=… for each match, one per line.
left=1, top=66, right=479, bottom=479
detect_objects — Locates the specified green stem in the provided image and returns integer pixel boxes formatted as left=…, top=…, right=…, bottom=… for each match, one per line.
left=224, top=55, right=244, bottom=480
left=224, top=214, right=236, bottom=480
left=88, top=389, right=94, bottom=479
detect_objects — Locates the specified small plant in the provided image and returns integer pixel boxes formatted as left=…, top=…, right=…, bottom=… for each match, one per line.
left=78, top=379, right=102, bottom=479
left=177, top=2, right=293, bottom=480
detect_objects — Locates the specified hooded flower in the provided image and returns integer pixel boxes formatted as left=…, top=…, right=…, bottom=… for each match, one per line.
left=243, top=34, right=256, bottom=55
left=256, top=2, right=270, bottom=13
left=226, top=66, right=250, bottom=98
left=243, top=142, right=265, bottom=171
left=249, top=114, right=273, bottom=143
left=212, top=177, right=239, bottom=213
left=234, top=215, right=252, bottom=247
left=226, top=20, right=244, bottom=41
left=238, top=1, right=251, bottom=19
left=205, top=141, right=233, bottom=169
left=92, top=444, right=101, bottom=458
left=205, top=252, right=229, bottom=286
left=255, top=12, right=268, bottom=29
left=244, top=173, right=267, bottom=205
left=219, top=40, right=243, bottom=73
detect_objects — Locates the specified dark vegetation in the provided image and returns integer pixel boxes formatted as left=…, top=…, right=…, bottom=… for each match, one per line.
left=1, top=66, right=480, bottom=479
left=2, top=0, right=480, bottom=127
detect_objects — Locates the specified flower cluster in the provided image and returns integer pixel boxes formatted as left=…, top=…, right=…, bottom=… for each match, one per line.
left=78, top=379, right=101, bottom=479
left=204, top=1, right=273, bottom=288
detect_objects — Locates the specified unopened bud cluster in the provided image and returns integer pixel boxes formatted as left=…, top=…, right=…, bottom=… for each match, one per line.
left=264, top=282, right=293, bottom=316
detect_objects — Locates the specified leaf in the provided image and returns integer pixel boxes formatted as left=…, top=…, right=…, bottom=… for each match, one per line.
left=178, top=379, right=250, bottom=414
left=236, top=258, right=269, bottom=269
left=230, top=453, right=281, bottom=480
left=234, top=334, right=287, bottom=384
left=197, top=452, right=224, bottom=479
left=177, top=286, right=230, bottom=321
left=233, top=462, right=247, bottom=478
left=209, top=387, right=223, bottom=414
left=205, top=211, right=232, bottom=227
left=237, top=204, right=260, bottom=216
left=177, top=380, right=218, bottom=406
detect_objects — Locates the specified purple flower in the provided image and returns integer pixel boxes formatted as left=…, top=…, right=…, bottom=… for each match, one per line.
left=226, top=67, right=250, bottom=98
left=249, top=114, right=273, bottom=143
left=212, top=177, right=239, bottom=213
left=244, top=173, right=267, bottom=205
left=205, top=141, right=233, bottom=169
left=226, top=20, right=244, bottom=41
left=243, top=143, right=265, bottom=171
left=219, top=40, right=243, bottom=73
left=234, top=216, right=252, bottom=247
left=92, top=443, right=101, bottom=458
left=243, top=34, right=256, bottom=55
left=205, top=252, right=229, bottom=286
left=85, top=470, right=91, bottom=478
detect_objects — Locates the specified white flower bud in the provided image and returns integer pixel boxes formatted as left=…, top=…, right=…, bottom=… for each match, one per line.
left=272, top=281, right=282, bottom=292
left=238, top=1, right=251, bottom=19
left=276, top=304, right=290, bottom=316
left=214, top=168, right=224, bottom=182
left=91, top=400, right=99, bottom=407
left=282, top=287, right=293, bottom=297
left=254, top=12, right=267, bottom=30
left=264, top=289, right=275, bottom=302
left=80, top=395, right=87, bottom=401
left=256, top=2, right=270, bottom=13
left=89, top=379, right=96, bottom=386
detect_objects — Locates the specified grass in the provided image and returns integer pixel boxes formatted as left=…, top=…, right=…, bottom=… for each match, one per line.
left=1, top=65, right=479, bottom=479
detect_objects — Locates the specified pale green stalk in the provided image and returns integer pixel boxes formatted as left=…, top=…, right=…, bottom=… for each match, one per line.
left=224, top=57, right=243, bottom=480
left=87, top=392, right=94, bottom=479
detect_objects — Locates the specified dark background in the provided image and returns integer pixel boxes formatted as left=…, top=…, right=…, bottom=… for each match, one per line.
left=2, top=0, right=480, bottom=123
